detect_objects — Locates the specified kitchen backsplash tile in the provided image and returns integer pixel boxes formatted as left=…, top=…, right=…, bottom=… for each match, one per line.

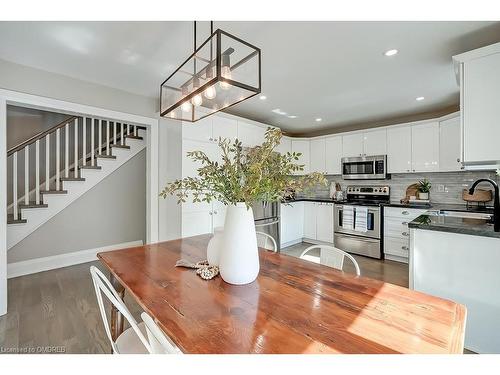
left=298, top=171, right=499, bottom=205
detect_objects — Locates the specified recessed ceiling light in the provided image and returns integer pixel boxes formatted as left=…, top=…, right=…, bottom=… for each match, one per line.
left=416, top=96, right=425, bottom=101
left=288, top=115, right=297, bottom=119
left=272, top=108, right=287, bottom=116
left=384, top=49, right=398, bottom=57
left=259, top=95, right=267, bottom=100
left=315, top=118, right=322, bottom=122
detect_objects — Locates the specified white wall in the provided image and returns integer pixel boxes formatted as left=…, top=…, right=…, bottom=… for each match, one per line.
left=0, top=58, right=157, bottom=118
left=158, top=118, right=182, bottom=241
left=8, top=149, right=146, bottom=263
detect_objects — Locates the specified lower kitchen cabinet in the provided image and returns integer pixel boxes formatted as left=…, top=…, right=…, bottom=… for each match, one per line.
left=280, top=202, right=304, bottom=247
left=383, top=206, right=427, bottom=263
left=303, top=202, right=317, bottom=239
left=182, top=201, right=227, bottom=238
left=316, top=202, right=334, bottom=243
left=303, top=201, right=334, bottom=243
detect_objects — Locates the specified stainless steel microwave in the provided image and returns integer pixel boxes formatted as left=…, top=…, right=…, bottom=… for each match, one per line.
left=341, top=155, right=388, bottom=180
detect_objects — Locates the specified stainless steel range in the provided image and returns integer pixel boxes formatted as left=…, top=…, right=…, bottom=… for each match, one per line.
left=334, top=185, right=390, bottom=259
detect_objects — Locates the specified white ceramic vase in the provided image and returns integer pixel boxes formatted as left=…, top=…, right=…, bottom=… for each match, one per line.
left=207, top=227, right=224, bottom=266
left=219, top=203, right=260, bottom=285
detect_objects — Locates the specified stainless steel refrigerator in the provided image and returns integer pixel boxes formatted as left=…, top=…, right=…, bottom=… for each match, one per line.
left=252, top=201, right=280, bottom=252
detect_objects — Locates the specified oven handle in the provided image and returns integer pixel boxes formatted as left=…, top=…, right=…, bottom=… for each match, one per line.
left=335, top=233, right=380, bottom=243
left=255, top=219, right=279, bottom=227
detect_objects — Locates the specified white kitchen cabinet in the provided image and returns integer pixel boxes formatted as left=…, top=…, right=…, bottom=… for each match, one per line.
left=454, top=44, right=500, bottom=166
left=310, top=138, right=326, bottom=173
left=325, top=135, right=342, bottom=175
left=212, top=116, right=238, bottom=142
left=237, top=121, right=266, bottom=147
left=291, top=139, right=310, bottom=175
left=182, top=117, right=213, bottom=142
left=342, top=133, right=364, bottom=157
left=182, top=139, right=220, bottom=178
left=182, top=210, right=213, bottom=238
left=387, top=125, right=412, bottom=173
left=303, top=202, right=317, bottom=239
left=411, top=122, right=440, bottom=172
left=363, top=129, right=387, bottom=156
left=275, top=135, right=292, bottom=155
left=316, top=202, right=334, bottom=243
left=280, top=202, right=304, bottom=247
left=439, top=116, right=462, bottom=172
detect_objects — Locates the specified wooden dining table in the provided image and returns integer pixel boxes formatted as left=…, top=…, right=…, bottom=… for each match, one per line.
left=97, top=234, right=466, bottom=354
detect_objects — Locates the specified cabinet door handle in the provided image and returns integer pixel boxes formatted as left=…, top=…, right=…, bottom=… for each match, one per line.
left=401, top=246, right=409, bottom=251
left=213, top=210, right=218, bottom=214
left=209, top=211, right=213, bottom=216
left=402, top=232, right=409, bottom=237
left=402, top=221, right=408, bottom=225
left=457, top=158, right=460, bottom=162
left=402, top=211, right=409, bottom=215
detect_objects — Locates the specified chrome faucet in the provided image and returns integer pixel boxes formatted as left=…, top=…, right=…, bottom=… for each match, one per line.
left=469, top=178, right=499, bottom=232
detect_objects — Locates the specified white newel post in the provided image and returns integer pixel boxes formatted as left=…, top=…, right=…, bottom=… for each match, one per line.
left=1, top=97, right=7, bottom=315
left=219, top=203, right=260, bottom=285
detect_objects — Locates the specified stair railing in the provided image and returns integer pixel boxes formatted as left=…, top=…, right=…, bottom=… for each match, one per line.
left=7, top=114, right=142, bottom=221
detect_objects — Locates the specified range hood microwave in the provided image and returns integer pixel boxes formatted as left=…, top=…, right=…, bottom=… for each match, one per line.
left=341, top=155, right=388, bottom=180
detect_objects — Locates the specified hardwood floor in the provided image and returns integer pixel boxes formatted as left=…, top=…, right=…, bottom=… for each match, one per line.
left=0, top=243, right=415, bottom=353
left=0, top=261, right=142, bottom=354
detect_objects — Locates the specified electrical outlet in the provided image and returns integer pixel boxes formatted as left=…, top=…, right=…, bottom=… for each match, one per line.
left=437, top=184, right=445, bottom=193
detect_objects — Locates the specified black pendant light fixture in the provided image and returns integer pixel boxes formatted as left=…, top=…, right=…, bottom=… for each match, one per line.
left=160, top=21, right=261, bottom=122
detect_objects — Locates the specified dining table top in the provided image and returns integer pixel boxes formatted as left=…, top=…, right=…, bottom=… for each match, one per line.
left=97, top=234, right=466, bottom=354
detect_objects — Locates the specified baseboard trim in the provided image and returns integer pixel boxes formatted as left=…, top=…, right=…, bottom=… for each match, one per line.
left=384, top=254, right=409, bottom=264
left=280, top=238, right=302, bottom=248
left=7, top=240, right=143, bottom=279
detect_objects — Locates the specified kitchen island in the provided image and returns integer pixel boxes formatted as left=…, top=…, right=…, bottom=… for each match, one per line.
left=409, top=213, right=500, bottom=353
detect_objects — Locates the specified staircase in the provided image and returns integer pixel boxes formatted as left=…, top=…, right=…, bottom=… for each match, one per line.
left=6, top=113, right=147, bottom=250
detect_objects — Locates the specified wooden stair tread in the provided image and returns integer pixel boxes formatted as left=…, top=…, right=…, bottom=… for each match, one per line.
left=125, top=135, right=143, bottom=140
left=40, top=190, right=68, bottom=194
left=95, top=154, right=116, bottom=159
left=110, top=144, right=130, bottom=149
left=78, top=165, right=102, bottom=170
left=19, top=202, right=48, bottom=209
left=60, top=177, right=85, bottom=181
left=7, top=214, right=27, bottom=224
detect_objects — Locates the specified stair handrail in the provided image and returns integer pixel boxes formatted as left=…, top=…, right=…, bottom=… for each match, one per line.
left=7, top=115, right=80, bottom=156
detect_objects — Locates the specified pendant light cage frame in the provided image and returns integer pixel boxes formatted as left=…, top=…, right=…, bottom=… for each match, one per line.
left=160, top=29, right=261, bottom=122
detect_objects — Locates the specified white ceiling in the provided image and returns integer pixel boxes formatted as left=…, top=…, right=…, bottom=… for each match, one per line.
left=0, top=21, right=499, bottom=134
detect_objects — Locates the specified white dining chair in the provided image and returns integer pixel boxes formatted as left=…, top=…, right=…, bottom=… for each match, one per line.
left=256, top=231, right=278, bottom=252
left=141, top=312, right=182, bottom=354
left=299, top=245, right=361, bottom=276
left=90, top=266, right=151, bottom=354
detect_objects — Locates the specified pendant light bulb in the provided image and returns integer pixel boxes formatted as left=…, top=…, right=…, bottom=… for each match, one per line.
left=181, top=101, right=191, bottom=112
left=220, top=66, right=232, bottom=90
left=191, top=94, right=203, bottom=107
left=204, top=85, right=217, bottom=99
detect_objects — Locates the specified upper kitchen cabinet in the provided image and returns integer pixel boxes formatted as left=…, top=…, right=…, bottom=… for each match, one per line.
left=325, top=135, right=342, bottom=175
left=363, top=129, right=387, bottom=156
left=237, top=120, right=267, bottom=147
left=454, top=43, right=500, bottom=167
left=439, top=115, right=462, bottom=172
left=291, top=139, right=310, bottom=174
left=387, top=125, right=412, bottom=173
left=275, top=135, right=292, bottom=155
left=182, top=116, right=213, bottom=142
left=182, top=139, right=220, bottom=178
left=212, top=116, right=238, bottom=142
left=411, top=122, right=440, bottom=172
left=310, top=138, right=326, bottom=173
left=342, top=133, right=364, bottom=157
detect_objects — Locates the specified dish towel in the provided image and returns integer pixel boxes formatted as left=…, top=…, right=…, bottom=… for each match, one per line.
left=342, top=205, right=354, bottom=230
left=355, top=206, right=368, bottom=232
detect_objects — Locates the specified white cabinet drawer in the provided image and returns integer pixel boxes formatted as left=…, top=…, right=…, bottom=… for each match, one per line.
left=384, top=236, right=410, bottom=258
left=384, top=217, right=411, bottom=239
left=384, top=207, right=427, bottom=220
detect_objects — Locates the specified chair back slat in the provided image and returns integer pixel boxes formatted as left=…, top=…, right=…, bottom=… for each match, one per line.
left=300, top=245, right=361, bottom=276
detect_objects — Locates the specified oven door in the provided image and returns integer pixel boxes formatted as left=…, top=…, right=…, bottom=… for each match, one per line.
left=334, top=204, right=381, bottom=239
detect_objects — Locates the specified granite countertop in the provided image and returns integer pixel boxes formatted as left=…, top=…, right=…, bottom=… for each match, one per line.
left=408, top=214, right=500, bottom=239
